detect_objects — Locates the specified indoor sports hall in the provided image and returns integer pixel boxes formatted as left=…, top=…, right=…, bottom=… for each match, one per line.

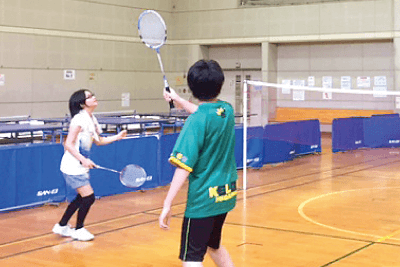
left=1, top=0, right=400, bottom=266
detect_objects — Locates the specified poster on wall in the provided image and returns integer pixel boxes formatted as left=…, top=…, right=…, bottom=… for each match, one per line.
left=293, top=90, right=305, bottom=101
left=64, top=70, right=76, bottom=80
left=396, top=97, right=400, bottom=109
left=322, top=76, right=332, bottom=100
left=308, top=76, right=315, bottom=87
left=281, top=79, right=291, bottom=94
left=374, top=76, right=387, bottom=86
left=357, top=76, right=370, bottom=88
left=175, top=75, right=184, bottom=86
left=292, top=80, right=305, bottom=101
left=121, top=93, right=130, bottom=107
left=0, top=74, right=5, bottom=86
left=373, top=87, right=387, bottom=98
left=341, top=76, right=351, bottom=89
left=322, top=92, right=332, bottom=100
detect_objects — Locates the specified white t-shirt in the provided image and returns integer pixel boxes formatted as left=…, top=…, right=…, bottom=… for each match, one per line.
left=60, top=110, right=102, bottom=175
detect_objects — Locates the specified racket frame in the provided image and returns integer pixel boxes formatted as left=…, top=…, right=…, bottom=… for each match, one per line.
left=95, top=164, right=147, bottom=188
left=138, top=10, right=174, bottom=109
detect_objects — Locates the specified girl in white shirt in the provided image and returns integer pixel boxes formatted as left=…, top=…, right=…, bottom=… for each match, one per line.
left=53, top=89, right=127, bottom=241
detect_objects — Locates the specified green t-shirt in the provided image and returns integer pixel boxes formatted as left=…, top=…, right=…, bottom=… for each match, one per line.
left=169, top=100, right=238, bottom=218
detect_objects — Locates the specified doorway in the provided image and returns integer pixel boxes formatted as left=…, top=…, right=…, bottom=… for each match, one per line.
left=221, top=70, right=262, bottom=126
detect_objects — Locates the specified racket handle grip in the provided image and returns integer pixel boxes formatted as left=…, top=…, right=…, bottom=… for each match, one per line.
left=165, top=86, right=175, bottom=108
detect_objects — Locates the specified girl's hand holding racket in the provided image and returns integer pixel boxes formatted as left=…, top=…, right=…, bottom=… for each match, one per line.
left=81, top=158, right=96, bottom=169
left=159, top=205, right=172, bottom=230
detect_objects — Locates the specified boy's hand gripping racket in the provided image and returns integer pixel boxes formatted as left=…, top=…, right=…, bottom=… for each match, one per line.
left=95, top=164, right=148, bottom=188
left=138, top=10, right=174, bottom=109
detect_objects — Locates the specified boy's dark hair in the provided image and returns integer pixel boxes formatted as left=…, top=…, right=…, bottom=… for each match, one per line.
left=69, top=89, right=91, bottom=118
left=187, top=60, right=224, bottom=101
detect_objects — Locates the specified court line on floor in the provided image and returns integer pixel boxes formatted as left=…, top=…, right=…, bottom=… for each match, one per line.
left=2, top=151, right=399, bottom=260
left=377, top=228, right=400, bottom=242
left=298, top=187, right=400, bottom=241
left=226, top=222, right=379, bottom=245
left=10, top=151, right=394, bottom=247
left=242, top=155, right=400, bottom=203
left=0, top=214, right=163, bottom=260
left=319, top=243, right=375, bottom=267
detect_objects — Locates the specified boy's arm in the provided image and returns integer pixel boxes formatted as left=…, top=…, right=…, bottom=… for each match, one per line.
left=159, top=167, right=190, bottom=229
left=164, top=88, right=198, bottom=114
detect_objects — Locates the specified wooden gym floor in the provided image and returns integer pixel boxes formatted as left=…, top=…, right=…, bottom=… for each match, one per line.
left=1, top=132, right=400, bottom=266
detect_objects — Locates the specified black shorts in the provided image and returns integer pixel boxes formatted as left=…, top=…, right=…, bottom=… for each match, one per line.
left=179, top=213, right=228, bottom=262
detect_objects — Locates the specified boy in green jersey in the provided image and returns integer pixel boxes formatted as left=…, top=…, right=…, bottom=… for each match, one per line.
left=159, top=60, right=237, bottom=267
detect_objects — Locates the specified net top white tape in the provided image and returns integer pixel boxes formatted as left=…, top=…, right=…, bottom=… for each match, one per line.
left=245, top=80, right=400, bottom=96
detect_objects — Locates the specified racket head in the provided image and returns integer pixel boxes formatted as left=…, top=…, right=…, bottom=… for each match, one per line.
left=119, top=164, right=148, bottom=188
left=138, top=10, right=167, bottom=50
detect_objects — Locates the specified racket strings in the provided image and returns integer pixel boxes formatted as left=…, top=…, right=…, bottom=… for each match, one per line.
left=138, top=11, right=167, bottom=48
left=120, top=164, right=147, bottom=188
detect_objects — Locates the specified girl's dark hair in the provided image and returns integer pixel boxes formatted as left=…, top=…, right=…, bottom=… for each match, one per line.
left=187, top=60, right=224, bottom=101
left=69, top=89, right=91, bottom=118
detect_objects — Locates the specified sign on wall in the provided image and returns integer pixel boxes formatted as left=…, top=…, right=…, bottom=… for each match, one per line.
left=308, top=76, right=315, bottom=87
left=374, top=76, right=386, bottom=86
left=292, top=80, right=305, bottom=101
left=322, top=76, right=332, bottom=100
left=341, top=76, right=351, bottom=89
left=281, top=79, right=291, bottom=94
left=64, top=70, right=76, bottom=80
left=121, top=93, right=130, bottom=107
left=357, top=76, right=370, bottom=88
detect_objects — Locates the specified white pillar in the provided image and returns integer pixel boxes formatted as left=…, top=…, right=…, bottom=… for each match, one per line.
left=261, top=42, right=278, bottom=125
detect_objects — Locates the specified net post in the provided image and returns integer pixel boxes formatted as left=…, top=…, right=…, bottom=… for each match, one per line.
left=243, top=80, right=248, bottom=191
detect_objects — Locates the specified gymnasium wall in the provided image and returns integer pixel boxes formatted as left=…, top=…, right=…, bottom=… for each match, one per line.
left=0, top=0, right=179, bottom=117
left=276, top=41, right=395, bottom=110
left=0, top=0, right=398, bottom=118
left=172, top=0, right=398, bottom=121
left=171, top=0, right=393, bottom=41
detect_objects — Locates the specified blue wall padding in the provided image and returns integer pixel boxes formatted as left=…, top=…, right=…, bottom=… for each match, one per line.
left=0, top=143, right=65, bottom=210
left=159, top=133, right=179, bottom=186
left=332, top=117, right=366, bottom=153
left=262, top=120, right=321, bottom=164
left=333, top=114, right=400, bottom=152
left=1, top=121, right=323, bottom=211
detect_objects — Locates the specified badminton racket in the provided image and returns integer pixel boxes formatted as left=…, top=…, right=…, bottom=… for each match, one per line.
left=95, top=164, right=149, bottom=188
left=138, top=10, right=174, bottom=109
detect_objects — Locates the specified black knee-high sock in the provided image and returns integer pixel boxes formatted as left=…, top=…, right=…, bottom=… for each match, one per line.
left=76, top=193, right=95, bottom=230
left=59, top=194, right=82, bottom=226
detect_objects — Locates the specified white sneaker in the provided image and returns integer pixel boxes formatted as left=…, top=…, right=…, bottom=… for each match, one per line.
left=52, top=223, right=74, bottom=237
left=72, top=227, right=94, bottom=241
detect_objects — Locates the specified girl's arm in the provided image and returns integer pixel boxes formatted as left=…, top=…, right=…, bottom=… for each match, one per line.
left=94, top=130, right=127, bottom=146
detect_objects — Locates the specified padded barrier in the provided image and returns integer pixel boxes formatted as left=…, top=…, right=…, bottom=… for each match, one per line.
left=364, top=116, right=400, bottom=149
left=332, top=117, right=366, bottom=153
left=263, top=120, right=321, bottom=164
left=1, top=122, right=321, bottom=211
left=159, top=133, right=179, bottom=186
left=0, top=143, right=65, bottom=211
left=89, top=136, right=160, bottom=197
left=332, top=114, right=400, bottom=152
left=235, top=126, right=264, bottom=169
